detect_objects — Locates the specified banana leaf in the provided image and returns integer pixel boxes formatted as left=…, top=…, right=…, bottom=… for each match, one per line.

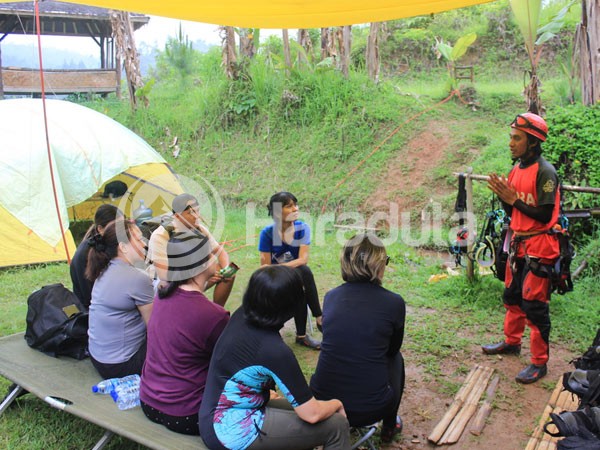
left=450, top=33, right=477, bottom=61
left=509, top=0, right=541, bottom=62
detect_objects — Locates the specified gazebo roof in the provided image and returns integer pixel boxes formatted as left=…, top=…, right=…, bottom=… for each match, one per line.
left=0, top=1, right=149, bottom=37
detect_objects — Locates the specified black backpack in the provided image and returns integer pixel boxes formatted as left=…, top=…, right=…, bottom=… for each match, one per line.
left=572, top=329, right=600, bottom=371
left=25, top=283, right=89, bottom=359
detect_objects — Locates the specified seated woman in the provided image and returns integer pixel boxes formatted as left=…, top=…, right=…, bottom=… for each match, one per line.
left=70, top=204, right=121, bottom=307
left=310, top=233, right=406, bottom=444
left=86, top=218, right=154, bottom=378
left=258, top=191, right=322, bottom=350
left=199, top=266, right=350, bottom=450
left=140, top=230, right=230, bottom=435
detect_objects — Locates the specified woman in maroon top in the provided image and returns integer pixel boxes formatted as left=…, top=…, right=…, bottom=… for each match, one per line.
left=140, top=230, right=229, bottom=435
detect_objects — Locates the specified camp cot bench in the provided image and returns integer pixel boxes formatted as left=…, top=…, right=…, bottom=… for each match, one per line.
left=0, top=332, right=206, bottom=450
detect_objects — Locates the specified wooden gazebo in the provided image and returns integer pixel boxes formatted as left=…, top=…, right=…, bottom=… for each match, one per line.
left=0, top=1, right=149, bottom=97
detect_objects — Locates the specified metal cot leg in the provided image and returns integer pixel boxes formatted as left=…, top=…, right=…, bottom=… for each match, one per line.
left=0, top=384, right=25, bottom=416
left=91, top=430, right=114, bottom=450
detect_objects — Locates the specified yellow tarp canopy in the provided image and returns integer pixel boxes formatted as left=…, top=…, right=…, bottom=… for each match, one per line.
left=0, top=0, right=495, bottom=28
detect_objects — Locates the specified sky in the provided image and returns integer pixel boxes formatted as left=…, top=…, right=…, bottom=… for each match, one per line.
left=6, top=15, right=284, bottom=54
left=135, top=17, right=225, bottom=47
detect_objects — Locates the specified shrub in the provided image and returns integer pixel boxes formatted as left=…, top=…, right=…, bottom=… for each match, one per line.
left=545, top=104, right=600, bottom=209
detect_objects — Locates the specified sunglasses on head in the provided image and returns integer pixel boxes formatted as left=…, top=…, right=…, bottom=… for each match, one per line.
left=357, top=252, right=390, bottom=266
left=511, top=114, right=547, bottom=139
left=183, top=203, right=199, bottom=213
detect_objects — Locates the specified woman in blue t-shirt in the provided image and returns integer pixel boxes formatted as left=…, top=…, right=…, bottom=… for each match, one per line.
left=258, top=191, right=322, bottom=350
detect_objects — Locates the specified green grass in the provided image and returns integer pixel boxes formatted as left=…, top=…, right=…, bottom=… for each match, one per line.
left=3, top=46, right=599, bottom=447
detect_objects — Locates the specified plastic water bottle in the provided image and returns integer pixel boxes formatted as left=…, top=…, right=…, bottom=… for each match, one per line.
left=133, top=199, right=153, bottom=225
left=110, top=383, right=141, bottom=410
left=91, top=374, right=140, bottom=394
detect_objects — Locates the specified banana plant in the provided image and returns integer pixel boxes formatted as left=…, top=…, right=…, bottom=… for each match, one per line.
left=509, top=0, right=577, bottom=113
left=434, top=32, right=477, bottom=91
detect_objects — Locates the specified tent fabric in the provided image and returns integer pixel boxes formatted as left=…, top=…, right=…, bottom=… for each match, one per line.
left=0, top=99, right=183, bottom=267
left=1, top=0, right=495, bottom=28
left=0, top=204, right=77, bottom=267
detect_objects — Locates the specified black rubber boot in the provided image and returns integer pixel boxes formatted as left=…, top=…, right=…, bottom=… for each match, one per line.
left=482, top=341, right=521, bottom=355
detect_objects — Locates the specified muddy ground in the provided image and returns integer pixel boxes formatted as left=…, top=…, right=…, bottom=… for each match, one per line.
left=384, top=340, right=574, bottom=450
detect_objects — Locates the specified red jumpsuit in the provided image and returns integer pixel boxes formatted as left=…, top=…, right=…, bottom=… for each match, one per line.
left=503, top=155, right=560, bottom=366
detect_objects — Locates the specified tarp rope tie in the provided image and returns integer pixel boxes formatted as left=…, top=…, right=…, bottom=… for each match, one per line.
left=35, top=0, right=71, bottom=263
left=320, top=89, right=461, bottom=214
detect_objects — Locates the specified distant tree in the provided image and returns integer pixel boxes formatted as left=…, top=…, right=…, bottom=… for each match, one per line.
left=578, top=0, right=599, bottom=105
left=297, top=29, right=312, bottom=64
left=110, top=10, right=146, bottom=108
left=282, top=29, right=292, bottom=74
left=338, top=25, right=352, bottom=77
left=238, top=28, right=257, bottom=59
left=366, top=22, right=381, bottom=82
left=321, top=27, right=336, bottom=61
left=163, top=24, right=196, bottom=78
left=220, top=26, right=238, bottom=79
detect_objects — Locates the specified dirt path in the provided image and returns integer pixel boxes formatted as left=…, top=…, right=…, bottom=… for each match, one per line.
left=365, top=122, right=458, bottom=214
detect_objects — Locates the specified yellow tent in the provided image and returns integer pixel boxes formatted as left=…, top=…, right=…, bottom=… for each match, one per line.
left=0, top=0, right=494, bottom=28
left=0, top=99, right=184, bottom=267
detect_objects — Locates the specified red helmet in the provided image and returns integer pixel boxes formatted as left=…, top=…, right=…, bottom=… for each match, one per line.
left=511, top=112, right=548, bottom=142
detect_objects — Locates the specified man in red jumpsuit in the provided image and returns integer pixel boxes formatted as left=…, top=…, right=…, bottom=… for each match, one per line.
left=482, top=112, right=560, bottom=384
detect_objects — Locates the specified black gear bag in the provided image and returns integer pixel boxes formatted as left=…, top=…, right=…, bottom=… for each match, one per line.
left=24, top=283, right=89, bottom=359
left=571, top=329, right=600, bottom=371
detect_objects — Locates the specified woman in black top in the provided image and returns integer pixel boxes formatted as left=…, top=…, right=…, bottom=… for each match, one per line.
left=310, top=233, right=406, bottom=443
left=70, top=204, right=121, bottom=307
left=199, top=266, right=349, bottom=450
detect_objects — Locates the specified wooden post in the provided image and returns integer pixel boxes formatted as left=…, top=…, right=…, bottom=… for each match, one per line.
left=100, top=36, right=105, bottom=69
left=465, top=167, right=475, bottom=281
left=439, top=366, right=494, bottom=444
left=470, top=375, right=500, bottom=436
